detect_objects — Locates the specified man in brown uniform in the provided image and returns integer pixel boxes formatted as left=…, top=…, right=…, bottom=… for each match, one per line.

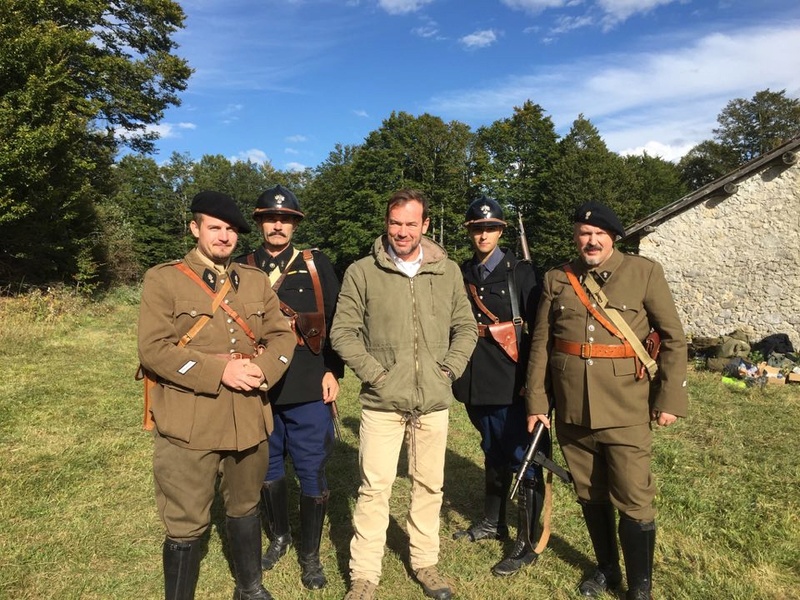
left=525, top=201, right=688, bottom=600
left=138, top=191, right=296, bottom=600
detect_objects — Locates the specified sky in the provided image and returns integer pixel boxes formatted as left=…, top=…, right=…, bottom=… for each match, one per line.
left=147, top=0, right=800, bottom=172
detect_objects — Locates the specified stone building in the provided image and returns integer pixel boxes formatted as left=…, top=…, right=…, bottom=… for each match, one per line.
left=623, top=136, right=800, bottom=349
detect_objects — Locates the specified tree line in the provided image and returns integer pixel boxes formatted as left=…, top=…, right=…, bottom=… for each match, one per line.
left=1, top=1, right=798, bottom=290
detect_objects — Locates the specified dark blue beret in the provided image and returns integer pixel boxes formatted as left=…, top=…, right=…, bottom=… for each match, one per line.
left=190, top=191, right=251, bottom=234
left=573, top=201, right=625, bottom=238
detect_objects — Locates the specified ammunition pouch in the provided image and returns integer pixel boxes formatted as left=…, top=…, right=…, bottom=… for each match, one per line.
left=635, top=330, right=661, bottom=381
left=294, top=311, right=325, bottom=355
left=486, top=321, right=519, bottom=363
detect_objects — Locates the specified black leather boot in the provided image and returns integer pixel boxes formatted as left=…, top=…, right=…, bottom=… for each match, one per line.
left=163, top=537, right=202, bottom=600
left=491, top=477, right=543, bottom=576
left=453, top=466, right=510, bottom=542
left=578, top=502, right=622, bottom=597
left=619, top=515, right=655, bottom=600
left=227, top=514, right=274, bottom=600
left=260, top=477, right=292, bottom=570
left=299, top=492, right=328, bottom=590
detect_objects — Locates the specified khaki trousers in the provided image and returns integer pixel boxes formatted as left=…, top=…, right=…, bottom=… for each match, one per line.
left=153, top=431, right=269, bottom=540
left=349, top=408, right=449, bottom=585
left=557, top=421, right=655, bottom=522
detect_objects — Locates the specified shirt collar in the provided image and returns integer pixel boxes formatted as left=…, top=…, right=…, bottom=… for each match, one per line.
left=387, top=243, right=424, bottom=277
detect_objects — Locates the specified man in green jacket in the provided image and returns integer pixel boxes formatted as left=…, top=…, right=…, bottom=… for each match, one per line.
left=330, top=189, right=478, bottom=600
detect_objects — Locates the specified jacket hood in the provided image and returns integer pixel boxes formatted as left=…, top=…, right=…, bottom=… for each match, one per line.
left=372, top=235, right=448, bottom=273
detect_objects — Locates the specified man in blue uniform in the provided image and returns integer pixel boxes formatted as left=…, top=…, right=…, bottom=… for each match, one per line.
left=236, top=185, right=344, bottom=590
left=452, top=196, right=545, bottom=576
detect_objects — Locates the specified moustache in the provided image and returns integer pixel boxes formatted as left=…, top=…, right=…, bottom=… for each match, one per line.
left=582, top=244, right=602, bottom=252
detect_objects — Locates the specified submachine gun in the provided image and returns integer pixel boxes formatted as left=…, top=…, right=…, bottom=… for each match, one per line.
left=509, top=413, right=572, bottom=500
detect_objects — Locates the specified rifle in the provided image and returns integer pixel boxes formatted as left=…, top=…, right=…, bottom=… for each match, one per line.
left=509, top=415, right=572, bottom=500
left=517, top=209, right=532, bottom=262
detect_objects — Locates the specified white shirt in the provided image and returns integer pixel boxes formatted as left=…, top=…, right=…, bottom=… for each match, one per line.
left=387, top=244, right=424, bottom=278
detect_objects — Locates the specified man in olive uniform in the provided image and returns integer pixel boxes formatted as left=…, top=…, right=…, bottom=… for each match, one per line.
left=235, top=185, right=344, bottom=590
left=451, top=196, right=546, bottom=577
left=525, top=201, right=688, bottom=600
left=138, top=191, right=296, bottom=600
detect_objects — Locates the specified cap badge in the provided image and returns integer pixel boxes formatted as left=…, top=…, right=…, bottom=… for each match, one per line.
left=274, top=194, right=285, bottom=206
left=480, top=204, right=491, bottom=216
left=584, top=210, right=592, bottom=220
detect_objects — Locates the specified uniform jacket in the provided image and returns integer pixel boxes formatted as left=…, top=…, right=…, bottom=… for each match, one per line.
left=525, top=250, right=688, bottom=429
left=235, top=245, right=345, bottom=406
left=138, top=250, right=296, bottom=451
left=453, top=248, right=539, bottom=406
left=330, top=235, right=478, bottom=414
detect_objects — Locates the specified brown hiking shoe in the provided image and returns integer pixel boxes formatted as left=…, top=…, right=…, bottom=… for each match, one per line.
left=414, top=566, right=453, bottom=600
left=344, top=579, right=377, bottom=600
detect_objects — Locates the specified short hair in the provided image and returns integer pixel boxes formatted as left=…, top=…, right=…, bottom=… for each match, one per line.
left=385, top=189, right=429, bottom=222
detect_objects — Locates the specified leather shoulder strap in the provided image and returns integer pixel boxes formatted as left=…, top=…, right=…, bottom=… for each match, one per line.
left=466, top=282, right=499, bottom=323
left=563, top=264, right=624, bottom=341
left=174, top=262, right=256, bottom=344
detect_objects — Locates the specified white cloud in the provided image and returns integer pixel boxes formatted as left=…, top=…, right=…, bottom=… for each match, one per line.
left=413, top=24, right=439, bottom=38
left=148, top=122, right=197, bottom=139
left=353, top=109, right=370, bottom=118
left=231, top=149, right=270, bottom=164
left=503, top=0, right=682, bottom=29
left=378, top=0, right=434, bottom=15
left=286, top=134, right=308, bottom=143
left=285, top=161, right=308, bottom=172
left=500, top=0, right=571, bottom=14
left=460, top=29, right=499, bottom=49
left=618, top=140, right=697, bottom=163
left=285, top=147, right=300, bottom=155
left=598, top=0, right=679, bottom=22
left=427, top=23, right=800, bottom=160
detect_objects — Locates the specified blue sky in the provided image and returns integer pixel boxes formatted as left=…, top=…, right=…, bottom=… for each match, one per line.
left=147, top=0, right=800, bottom=172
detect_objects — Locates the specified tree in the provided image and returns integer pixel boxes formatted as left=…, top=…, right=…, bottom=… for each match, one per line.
left=713, top=89, right=800, bottom=164
left=677, top=140, right=739, bottom=190
left=0, top=0, right=191, bottom=287
left=624, top=152, right=688, bottom=219
left=543, top=115, right=636, bottom=268
left=471, top=101, right=559, bottom=264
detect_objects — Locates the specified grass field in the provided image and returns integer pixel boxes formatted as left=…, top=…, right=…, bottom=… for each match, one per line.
left=1, top=289, right=798, bottom=599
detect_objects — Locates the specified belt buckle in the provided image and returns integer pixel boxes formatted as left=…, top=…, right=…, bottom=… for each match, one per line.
left=229, top=352, right=244, bottom=360
left=580, top=343, right=593, bottom=359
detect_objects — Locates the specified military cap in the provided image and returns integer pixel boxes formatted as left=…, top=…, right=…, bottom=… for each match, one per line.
left=573, top=201, right=625, bottom=238
left=252, top=185, right=304, bottom=221
left=190, top=191, right=251, bottom=233
left=463, top=196, right=507, bottom=228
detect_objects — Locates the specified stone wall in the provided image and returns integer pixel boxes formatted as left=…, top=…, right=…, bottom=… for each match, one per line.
left=638, top=160, right=800, bottom=349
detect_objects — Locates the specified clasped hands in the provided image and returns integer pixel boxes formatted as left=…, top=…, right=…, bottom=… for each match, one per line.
left=222, top=358, right=266, bottom=391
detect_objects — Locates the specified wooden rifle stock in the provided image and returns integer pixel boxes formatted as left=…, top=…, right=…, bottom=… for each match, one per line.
left=517, top=210, right=532, bottom=262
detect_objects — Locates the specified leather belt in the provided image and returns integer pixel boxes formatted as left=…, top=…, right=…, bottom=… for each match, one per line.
left=216, top=352, right=257, bottom=360
left=477, top=324, right=489, bottom=338
left=554, top=338, right=636, bottom=359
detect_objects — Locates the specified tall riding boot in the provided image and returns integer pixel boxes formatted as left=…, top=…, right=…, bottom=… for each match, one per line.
left=491, top=477, right=543, bottom=576
left=298, top=492, right=329, bottom=590
left=619, top=516, right=656, bottom=600
left=163, top=537, right=202, bottom=600
left=260, top=477, right=292, bottom=570
left=578, top=502, right=622, bottom=597
left=227, top=514, right=274, bottom=600
left=453, top=465, right=510, bottom=542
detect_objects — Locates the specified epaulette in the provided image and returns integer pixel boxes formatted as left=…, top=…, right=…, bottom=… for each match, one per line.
left=150, top=259, right=182, bottom=270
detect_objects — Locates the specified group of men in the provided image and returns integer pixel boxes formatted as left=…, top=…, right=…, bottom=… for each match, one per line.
left=137, top=186, right=688, bottom=600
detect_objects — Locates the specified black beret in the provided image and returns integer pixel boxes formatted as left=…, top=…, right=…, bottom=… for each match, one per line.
left=253, top=185, right=304, bottom=221
left=573, top=201, right=625, bottom=238
left=463, top=196, right=507, bottom=227
left=190, top=191, right=251, bottom=234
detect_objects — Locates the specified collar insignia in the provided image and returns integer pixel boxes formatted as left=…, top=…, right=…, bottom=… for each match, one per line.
left=230, top=270, right=240, bottom=291
left=202, top=269, right=217, bottom=290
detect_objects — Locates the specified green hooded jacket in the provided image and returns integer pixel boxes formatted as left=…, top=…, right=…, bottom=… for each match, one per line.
left=330, top=235, right=478, bottom=413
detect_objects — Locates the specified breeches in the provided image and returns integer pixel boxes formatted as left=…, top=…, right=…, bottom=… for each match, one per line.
left=266, top=399, right=334, bottom=496
left=557, top=421, right=655, bottom=522
left=349, top=408, right=449, bottom=584
left=466, top=402, right=545, bottom=480
left=152, top=431, right=268, bottom=540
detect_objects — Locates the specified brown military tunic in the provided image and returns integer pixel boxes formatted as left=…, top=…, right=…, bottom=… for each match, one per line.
left=138, top=249, right=296, bottom=451
left=525, top=250, right=687, bottom=518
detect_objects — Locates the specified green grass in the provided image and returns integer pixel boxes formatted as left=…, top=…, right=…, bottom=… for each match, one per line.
left=1, top=291, right=799, bottom=599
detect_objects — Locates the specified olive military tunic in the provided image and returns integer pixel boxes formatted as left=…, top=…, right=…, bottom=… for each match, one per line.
left=138, top=249, right=296, bottom=451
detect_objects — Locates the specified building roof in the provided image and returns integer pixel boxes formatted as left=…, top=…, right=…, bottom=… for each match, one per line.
left=622, top=135, right=800, bottom=241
